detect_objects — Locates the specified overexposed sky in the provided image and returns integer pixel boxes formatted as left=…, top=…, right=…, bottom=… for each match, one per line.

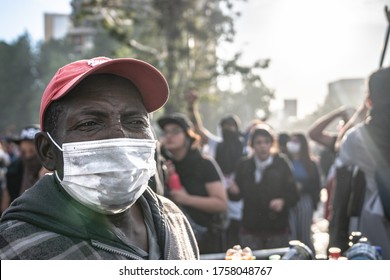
left=1, top=0, right=390, bottom=117
left=0, top=0, right=71, bottom=42
left=221, top=0, right=390, bottom=117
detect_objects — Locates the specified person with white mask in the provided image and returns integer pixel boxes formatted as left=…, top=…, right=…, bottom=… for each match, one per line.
left=286, top=133, right=321, bottom=254
left=0, top=57, right=199, bottom=260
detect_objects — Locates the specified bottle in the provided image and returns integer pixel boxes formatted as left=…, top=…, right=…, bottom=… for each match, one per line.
left=281, top=240, right=314, bottom=260
left=168, top=172, right=182, bottom=191
left=328, top=247, right=341, bottom=260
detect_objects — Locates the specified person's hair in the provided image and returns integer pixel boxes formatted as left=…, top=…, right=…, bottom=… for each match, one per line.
left=288, top=132, right=316, bottom=177
left=278, top=132, right=290, bottom=153
left=219, top=115, right=241, bottom=130
left=43, top=100, right=65, bottom=139
left=368, top=67, right=390, bottom=104
left=248, top=124, right=274, bottom=147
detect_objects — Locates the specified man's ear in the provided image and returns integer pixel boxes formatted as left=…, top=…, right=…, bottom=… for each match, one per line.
left=365, top=95, right=373, bottom=109
left=35, top=132, right=57, bottom=171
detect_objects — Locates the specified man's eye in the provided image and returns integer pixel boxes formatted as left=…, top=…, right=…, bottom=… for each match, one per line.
left=123, top=119, right=147, bottom=126
left=131, top=120, right=145, bottom=125
left=78, top=121, right=98, bottom=128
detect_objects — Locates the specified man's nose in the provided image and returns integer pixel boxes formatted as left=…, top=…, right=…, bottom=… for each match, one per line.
left=106, top=121, right=127, bottom=139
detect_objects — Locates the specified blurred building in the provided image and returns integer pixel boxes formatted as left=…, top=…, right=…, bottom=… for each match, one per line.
left=44, top=13, right=70, bottom=42
left=284, top=99, right=297, bottom=117
left=44, top=4, right=97, bottom=54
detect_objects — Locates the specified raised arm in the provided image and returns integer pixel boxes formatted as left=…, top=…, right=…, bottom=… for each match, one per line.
left=308, top=106, right=354, bottom=148
left=335, top=101, right=368, bottom=152
left=186, top=89, right=215, bottom=146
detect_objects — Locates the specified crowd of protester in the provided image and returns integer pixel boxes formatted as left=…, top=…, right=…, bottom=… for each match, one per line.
left=154, top=66, right=390, bottom=258
left=0, top=57, right=389, bottom=260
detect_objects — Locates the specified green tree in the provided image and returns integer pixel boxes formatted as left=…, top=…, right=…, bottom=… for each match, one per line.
left=0, top=34, right=37, bottom=133
left=72, top=0, right=272, bottom=116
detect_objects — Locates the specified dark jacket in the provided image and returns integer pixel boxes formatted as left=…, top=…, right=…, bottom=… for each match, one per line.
left=231, top=154, right=299, bottom=232
left=5, top=157, right=23, bottom=202
left=0, top=174, right=199, bottom=260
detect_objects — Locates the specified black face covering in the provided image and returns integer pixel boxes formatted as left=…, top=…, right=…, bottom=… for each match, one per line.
left=215, top=129, right=244, bottom=175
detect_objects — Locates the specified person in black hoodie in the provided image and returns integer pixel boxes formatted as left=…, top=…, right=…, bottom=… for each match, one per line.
left=229, top=124, right=299, bottom=250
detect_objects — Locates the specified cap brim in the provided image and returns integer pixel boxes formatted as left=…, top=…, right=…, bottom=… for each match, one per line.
left=157, top=117, right=181, bottom=130
left=7, top=138, right=33, bottom=145
left=46, top=58, right=169, bottom=125
left=6, top=137, right=20, bottom=144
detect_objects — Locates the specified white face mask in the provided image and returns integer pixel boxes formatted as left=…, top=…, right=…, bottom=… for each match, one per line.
left=47, top=133, right=156, bottom=215
left=286, top=141, right=301, bottom=154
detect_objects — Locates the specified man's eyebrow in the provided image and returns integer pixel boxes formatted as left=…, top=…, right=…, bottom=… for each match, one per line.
left=121, top=110, right=149, bottom=118
left=73, top=107, right=109, bottom=118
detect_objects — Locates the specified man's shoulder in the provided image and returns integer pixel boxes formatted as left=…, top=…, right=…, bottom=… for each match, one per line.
left=154, top=194, right=191, bottom=224
left=0, top=220, right=60, bottom=259
left=0, top=219, right=65, bottom=245
left=155, top=193, right=183, bottom=213
left=0, top=219, right=42, bottom=237
left=0, top=219, right=104, bottom=260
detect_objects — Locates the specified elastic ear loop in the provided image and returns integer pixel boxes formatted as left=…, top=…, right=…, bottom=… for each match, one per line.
left=46, top=132, right=63, bottom=152
left=46, top=132, right=63, bottom=182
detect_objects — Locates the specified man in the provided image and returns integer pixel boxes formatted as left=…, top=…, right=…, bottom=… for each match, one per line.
left=337, top=67, right=390, bottom=259
left=0, top=57, right=199, bottom=260
left=3, top=125, right=47, bottom=207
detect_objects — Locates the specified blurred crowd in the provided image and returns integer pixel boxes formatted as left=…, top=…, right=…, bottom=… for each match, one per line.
left=151, top=66, right=390, bottom=259
left=1, top=66, right=389, bottom=260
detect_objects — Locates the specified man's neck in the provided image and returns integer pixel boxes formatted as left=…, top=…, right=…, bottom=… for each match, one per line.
left=107, top=202, right=148, bottom=252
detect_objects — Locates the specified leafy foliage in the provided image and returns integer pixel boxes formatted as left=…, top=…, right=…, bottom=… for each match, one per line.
left=72, top=0, right=273, bottom=119
left=0, top=34, right=37, bottom=133
left=0, top=0, right=274, bottom=134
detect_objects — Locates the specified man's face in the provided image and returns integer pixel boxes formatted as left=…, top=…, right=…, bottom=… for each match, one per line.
left=52, top=74, right=153, bottom=173
left=56, top=74, right=153, bottom=144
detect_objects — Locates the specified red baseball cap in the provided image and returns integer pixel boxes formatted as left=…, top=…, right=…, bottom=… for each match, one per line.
left=39, top=56, right=169, bottom=130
